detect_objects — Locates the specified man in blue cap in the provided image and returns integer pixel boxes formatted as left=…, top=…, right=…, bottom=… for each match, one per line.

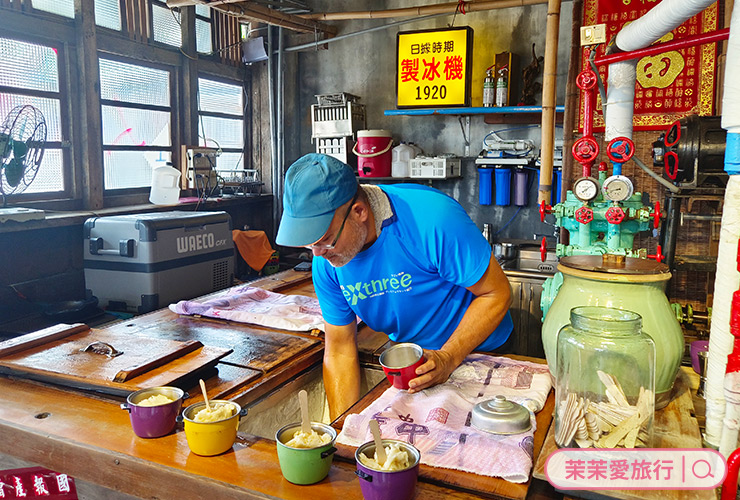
left=277, top=153, right=513, bottom=419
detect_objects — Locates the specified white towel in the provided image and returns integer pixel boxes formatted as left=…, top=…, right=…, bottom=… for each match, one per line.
left=337, top=354, right=553, bottom=483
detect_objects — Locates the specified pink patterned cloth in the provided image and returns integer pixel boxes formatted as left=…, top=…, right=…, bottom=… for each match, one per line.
left=337, top=354, right=553, bottom=483
left=169, top=285, right=324, bottom=332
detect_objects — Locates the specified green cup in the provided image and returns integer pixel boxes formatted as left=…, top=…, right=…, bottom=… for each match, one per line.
left=275, top=422, right=337, bottom=485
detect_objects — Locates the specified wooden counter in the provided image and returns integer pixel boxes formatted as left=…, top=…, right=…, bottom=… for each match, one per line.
left=0, top=270, right=556, bottom=499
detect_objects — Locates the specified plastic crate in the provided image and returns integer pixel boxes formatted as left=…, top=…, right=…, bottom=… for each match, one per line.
left=409, top=157, right=461, bottom=179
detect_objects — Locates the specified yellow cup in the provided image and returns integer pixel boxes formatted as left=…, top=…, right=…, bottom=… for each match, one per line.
left=180, top=400, right=247, bottom=456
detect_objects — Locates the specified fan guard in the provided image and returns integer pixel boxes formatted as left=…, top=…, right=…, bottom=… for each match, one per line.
left=0, top=105, right=47, bottom=206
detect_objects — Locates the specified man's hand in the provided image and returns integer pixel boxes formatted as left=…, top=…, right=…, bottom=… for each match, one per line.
left=407, top=349, right=458, bottom=394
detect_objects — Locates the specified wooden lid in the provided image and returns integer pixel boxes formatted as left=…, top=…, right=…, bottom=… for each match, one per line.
left=558, top=255, right=672, bottom=282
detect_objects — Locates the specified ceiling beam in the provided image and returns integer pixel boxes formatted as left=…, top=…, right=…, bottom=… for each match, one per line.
left=165, top=0, right=336, bottom=36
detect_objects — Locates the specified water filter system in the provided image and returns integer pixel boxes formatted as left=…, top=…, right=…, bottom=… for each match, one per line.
left=475, top=130, right=537, bottom=206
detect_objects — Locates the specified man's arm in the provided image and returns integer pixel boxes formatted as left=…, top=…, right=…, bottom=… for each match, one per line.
left=408, top=252, right=512, bottom=393
left=323, top=321, right=362, bottom=420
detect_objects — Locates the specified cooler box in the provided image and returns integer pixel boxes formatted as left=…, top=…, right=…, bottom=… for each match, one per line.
left=83, top=211, right=234, bottom=314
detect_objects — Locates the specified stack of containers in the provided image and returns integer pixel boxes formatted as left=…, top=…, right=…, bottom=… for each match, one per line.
left=310, top=93, right=366, bottom=167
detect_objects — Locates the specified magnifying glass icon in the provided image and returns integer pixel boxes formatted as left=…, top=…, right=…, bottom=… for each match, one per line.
left=692, top=459, right=714, bottom=479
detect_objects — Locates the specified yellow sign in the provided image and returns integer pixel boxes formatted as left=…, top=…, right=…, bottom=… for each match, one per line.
left=396, top=27, right=473, bottom=108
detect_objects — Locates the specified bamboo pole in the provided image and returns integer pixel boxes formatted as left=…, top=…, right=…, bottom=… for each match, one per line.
left=538, top=0, right=562, bottom=204
left=302, top=0, right=549, bottom=21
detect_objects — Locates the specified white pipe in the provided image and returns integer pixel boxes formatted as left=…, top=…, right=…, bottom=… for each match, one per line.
left=604, top=61, right=636, bottom=141
left=706, top=177, right=740, bottom=449
left=604, top=0, right=717, bottom=140
left=614, top=0, right=718, bottom=52
left=720, top=371, right=740, bottom=456
left=706, top=1, right=740, bottom=449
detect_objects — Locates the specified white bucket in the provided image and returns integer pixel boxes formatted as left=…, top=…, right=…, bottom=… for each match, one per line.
left=149, top=165, right=181, bottom=205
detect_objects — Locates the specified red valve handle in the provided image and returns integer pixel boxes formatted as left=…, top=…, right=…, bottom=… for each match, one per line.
left=647, top=244, right=665, bottom=263
left=606, top=137, right=635, bottom=163
left=576, top=70, right=598, bottom=91
left=605, top=206, right=625, bottom=225
left=572, top=136, right=600, bottom=164
left=664, top=151, right=679, bottom=180
left=664, top=120, right=681, bottom=148
left=540, top=236, right=548, bottom=262
left=539, top=200, right=552, bottom=222
left=575, top=206, right=594, bottom=224
left=653, top=200, right=661, bottom=229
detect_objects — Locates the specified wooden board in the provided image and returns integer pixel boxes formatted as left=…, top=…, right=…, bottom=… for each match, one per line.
left=532, top=368, right=716, bottom=500
left=102, top=314, right=320, bottom=373
left=331, top=355, right=556, bottom=500
left=0, top=327, right=232, bottom=397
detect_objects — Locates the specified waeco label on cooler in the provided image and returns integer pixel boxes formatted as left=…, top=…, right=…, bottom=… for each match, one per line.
left=396, top=27, right=472, bottom=108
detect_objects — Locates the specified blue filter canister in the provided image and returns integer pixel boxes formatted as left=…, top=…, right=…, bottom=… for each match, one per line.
left=513, top=169, right=529, bottom=206
left=552, top=168, right=562, bottom=205
left=495, top=167, right=512, bottom=206
left=478, top=167, right=493, bottom=205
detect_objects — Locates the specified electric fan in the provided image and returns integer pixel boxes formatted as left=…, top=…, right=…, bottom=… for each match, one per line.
left=0, top=105, right=47, bottom=207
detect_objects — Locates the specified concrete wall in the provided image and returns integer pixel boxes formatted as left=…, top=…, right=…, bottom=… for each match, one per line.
left=279, top=0, right=574, bottom=242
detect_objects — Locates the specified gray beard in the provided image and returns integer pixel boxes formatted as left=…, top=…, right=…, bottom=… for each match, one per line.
left=326, top=217, right=368, bottom=268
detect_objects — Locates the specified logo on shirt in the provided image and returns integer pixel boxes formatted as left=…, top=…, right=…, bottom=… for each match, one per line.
left=342, top=272, right=413, bottom=305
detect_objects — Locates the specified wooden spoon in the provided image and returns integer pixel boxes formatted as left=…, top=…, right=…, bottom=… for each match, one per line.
left=299, top=389, right=311, bottom=434
left=199, top=379, right=211, bottom=412
left=369, top=419, right=386, bottom=466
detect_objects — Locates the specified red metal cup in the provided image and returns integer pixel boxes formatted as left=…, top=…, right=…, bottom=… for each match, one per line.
left=379, top=343, right=425, bottom=390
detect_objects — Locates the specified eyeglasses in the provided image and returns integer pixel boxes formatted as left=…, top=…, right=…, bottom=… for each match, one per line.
left=307, top=190, right=359, bottom=250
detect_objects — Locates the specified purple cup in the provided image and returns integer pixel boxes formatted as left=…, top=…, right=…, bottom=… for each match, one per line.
left=121, top=386, right=186, bottom=438
left=354, top=439, right=420, bottom=500
left=690, top=341, right=709, bottom=374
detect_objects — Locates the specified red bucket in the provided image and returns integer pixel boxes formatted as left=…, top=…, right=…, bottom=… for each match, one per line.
left=353, top=130, right=393, bottom=177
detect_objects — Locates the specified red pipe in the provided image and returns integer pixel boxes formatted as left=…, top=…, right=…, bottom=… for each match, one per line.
left=594, top=28, right=729, bottom=66
left=721, top=447, right=740, bottom=500
left=582, top=84, right=594, bottom=139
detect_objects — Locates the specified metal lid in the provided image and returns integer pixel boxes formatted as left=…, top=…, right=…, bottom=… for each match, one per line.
left=559, top=255, right=671, bottom=280
left=471, top=395, right=531, bottom=435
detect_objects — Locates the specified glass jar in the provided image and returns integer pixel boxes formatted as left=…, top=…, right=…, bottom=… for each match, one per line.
left=554, top=306, right=655, bottom=449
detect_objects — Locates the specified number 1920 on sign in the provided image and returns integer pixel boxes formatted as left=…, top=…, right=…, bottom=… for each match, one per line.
left=396, top=27, right=472, bottom=108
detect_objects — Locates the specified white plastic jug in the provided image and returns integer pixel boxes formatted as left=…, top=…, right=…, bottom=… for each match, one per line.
left=391, top=143, right=414, bottom=178
left=149, top=165, right=181, bottom=205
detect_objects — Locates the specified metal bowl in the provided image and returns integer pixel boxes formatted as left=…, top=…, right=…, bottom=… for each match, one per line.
left=471, top=395, right=531, bottom=435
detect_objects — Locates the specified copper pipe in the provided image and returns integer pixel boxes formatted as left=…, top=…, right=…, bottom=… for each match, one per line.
left=301, top=0, right=548, bottom=21
left=538, top=0, right=561, bottom=204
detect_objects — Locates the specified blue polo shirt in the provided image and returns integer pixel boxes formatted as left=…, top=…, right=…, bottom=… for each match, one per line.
left=312, top=184, right=513, bottom=351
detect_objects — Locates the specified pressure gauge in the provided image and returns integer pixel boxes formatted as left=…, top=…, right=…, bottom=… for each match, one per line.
left=572, top=177, right=600, bottom=202
left=602, top=175, right=634, bottom=202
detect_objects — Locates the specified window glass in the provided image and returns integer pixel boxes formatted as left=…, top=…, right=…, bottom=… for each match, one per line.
left=198, top=78, right=243, bottom=115
left=196, top=18, right=212, bottom=54
left=100, top=57, right=172, bottom=190
left=152, top=3, right=182, bottom=47
left=0, top=95, right=62, bottom=142
left=101, top=106, right=171, bottom=147
left=99, top=58, right=170, bottom=106
left=95, top=0, right=122, bottom=30
left=0, top=37, right=65, bottom=196
left=199, top=116, right=243, bottom=149
left=23, top=149, right=64, bottom=193
left=103, top=150, right=172, bottom=190
left=30, top=0, right=74, bottom=18
left=0, top=38, right=59, bottom=93
left=195, top=5, right=210, bottom=17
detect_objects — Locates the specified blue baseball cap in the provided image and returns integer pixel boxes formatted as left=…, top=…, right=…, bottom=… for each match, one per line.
left=276, top=153, right=358, bottom=247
